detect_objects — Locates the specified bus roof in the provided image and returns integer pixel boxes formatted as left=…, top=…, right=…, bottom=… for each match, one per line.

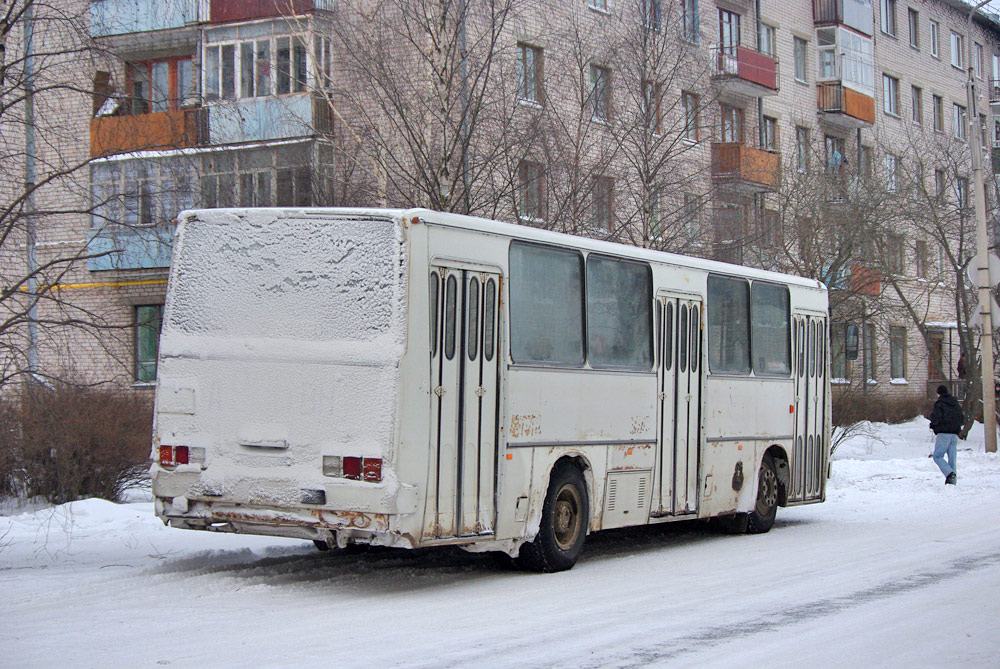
left=179, top=206, right=827, bottom=292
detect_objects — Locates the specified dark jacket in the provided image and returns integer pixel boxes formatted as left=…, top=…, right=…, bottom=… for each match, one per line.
left=930, top=393, right=964, bottom=435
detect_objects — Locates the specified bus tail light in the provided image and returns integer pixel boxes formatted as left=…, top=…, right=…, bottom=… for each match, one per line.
left=323, top=455, right=382, bottom=483
left=159, top=445, right=189, bottom=467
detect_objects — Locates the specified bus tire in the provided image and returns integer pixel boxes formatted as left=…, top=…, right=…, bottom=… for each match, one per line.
left=747, top=453, right=778, bottom=534
left=517, top=464, right=588, bottom=572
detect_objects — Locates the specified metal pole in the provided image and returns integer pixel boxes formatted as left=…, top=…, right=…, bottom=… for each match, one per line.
left=967, top=0, right=997, bottom=452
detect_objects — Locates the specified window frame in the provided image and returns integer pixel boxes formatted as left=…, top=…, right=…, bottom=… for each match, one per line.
left=882, top=73, right=900, bottom=116
left=590, top=64, right=612, bottom=122
left=794, top=36, right=808, bottom=83
left=135, top=304, right=164, bottom=383
left=517, top=43, right=544, bottom=105
left=908, top=8, right=919, bottom=49
left=880, top=0, right=896, bottom=37
left=911, top=85, right=922, bottom=125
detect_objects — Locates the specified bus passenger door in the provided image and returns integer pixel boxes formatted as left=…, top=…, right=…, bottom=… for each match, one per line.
left=429, top=267, right=501, bottom=538
left=792, top=313, right=827, bottom=502
left=655, top=294, right=703, bottom=516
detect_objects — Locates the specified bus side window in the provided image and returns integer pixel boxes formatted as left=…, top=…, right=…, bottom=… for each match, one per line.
left=430, top=271, right=439, bottom=357
left=808, top=320, right=816, bottom=378
left=484, top=279, right=496, bottom=362
left=797, top=320, right=805, bottom=378
left=445, top=274, right=457, bottom=360
left=655, top=301, right=661, bottom=367
left=468, top=277, right=480, bottom=361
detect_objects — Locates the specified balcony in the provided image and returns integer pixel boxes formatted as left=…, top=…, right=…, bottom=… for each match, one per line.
left=817, top=82, right=875, bottom=128
left=990, top=79, right=1000, bottom=115
left=87, top=224, right=174, bottom=272
left=209, top=0, right=335, bottom=23
left=711, top=143, right=781, bottom=192
left=90, top=108, right=206, bottom=158
left=206, top=95, right=331, bottom=145
left=812, top=0, right=873, bottom=35
left=90, top=0, right=201, bottom=37
left=710, top=45, right=779, bottom=97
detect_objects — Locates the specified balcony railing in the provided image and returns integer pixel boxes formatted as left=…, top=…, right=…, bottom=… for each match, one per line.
left=990, top=79, right=1000, bottom=110
left=87, top=224, right=175, bottom=272
left=817, top=82, right=875, bottom=126
left=710, top=45, right=779, bottom=95
left=90, top=0, right=201, bottom=37
left=90, top=108, right=206, bottom=157
left=711, top=143, right=781, bottom=191
left=205, top=94, right=328, bottom=145
left=812, top=0, right=873, bottom=34
left=209, top=0, right=334, bottom=23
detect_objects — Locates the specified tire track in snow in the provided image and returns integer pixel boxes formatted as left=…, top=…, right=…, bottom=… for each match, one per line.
left=590, top=550, right=1000, bottom=668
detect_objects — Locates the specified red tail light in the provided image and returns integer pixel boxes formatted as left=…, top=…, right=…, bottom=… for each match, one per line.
left=363, top=458, right=382, bottom=482
left=159, top=445, right=174, bottom=466
left=174, top=446, right=189, bottom=465
left=343, top=456, right=362, bottom=480
left=159, top=445, right=190, bottom=467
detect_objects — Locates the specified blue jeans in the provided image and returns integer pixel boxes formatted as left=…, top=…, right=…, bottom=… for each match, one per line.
left=933, top=433, right=958, bottom=477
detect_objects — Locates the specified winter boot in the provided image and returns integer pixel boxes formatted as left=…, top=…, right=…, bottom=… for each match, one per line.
left=945, top=473, right=957, bottom=485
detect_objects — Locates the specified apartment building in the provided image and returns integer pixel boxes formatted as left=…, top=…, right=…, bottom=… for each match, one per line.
left=6, top=0, right=1000, bottom=407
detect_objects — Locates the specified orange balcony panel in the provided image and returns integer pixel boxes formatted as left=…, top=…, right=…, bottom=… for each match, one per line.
left=850, top=263, right=881, bottom=295
left=90, top=109, right=203, bottom=157
left=210, top=0, right=316, bottom=23
left=711, top=143, right=781, bottom=191
left=817, top=82, right=875, bottom=127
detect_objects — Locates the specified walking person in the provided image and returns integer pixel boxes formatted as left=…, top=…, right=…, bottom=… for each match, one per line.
left=929, top=384, right=964, bottom=485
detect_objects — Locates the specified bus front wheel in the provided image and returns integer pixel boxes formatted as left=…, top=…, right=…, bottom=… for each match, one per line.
left=747, top=453, right=778, bottom=534
left=518, top=464, right=589, bottom=572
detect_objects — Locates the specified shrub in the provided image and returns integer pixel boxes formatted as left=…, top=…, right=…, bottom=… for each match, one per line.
left=833, top=391, right=931, bottom=426
left=0, top=382, right=152, bottom=504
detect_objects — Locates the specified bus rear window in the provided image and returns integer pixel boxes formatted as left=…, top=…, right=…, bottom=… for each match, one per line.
left=509, top=242, right=585, bottom=366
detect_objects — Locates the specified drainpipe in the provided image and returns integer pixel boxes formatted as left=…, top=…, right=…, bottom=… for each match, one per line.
left=24, top=0, right=38, bottom=376
left=459, top=0, right=470, bottom=213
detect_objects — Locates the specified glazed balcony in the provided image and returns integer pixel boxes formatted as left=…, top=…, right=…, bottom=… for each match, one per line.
left=812, top=0, right=874, bottom=34
left=90, top=0, right=201, bottom=37
left=711, top=143, right=781, bottom=192
left=710, top=45, right=779, bottom=97
left=209, top=0, right=335, bottom=23
left=205, top=94, right=332, bottom=145
left=90, top=108, right=206, bottom=158
left=87, top=224, right=175, bottom=271
left=990, top=79, right=1000, bottom=115
left=817, top=82, right=875, bottom=128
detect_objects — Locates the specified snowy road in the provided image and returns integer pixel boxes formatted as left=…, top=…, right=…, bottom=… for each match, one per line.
left=3, top=418, right=1000, bottom=668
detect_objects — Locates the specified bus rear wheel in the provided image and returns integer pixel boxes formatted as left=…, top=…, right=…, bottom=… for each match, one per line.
left=747, top=453, right=778, bottom=534
left=518, top=463, right=588, bottom=572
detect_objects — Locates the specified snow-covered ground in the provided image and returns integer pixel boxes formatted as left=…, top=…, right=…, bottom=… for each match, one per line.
left=3, top=417, right=1000, bottom=668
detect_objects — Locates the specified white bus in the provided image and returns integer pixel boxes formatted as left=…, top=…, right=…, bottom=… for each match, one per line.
left=151, top=207, right=830, bottom=571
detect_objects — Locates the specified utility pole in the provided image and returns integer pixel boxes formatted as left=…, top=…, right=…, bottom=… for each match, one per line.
left=967, top=0, right=997, bottom=453
left=23, top=0, right=38, bottom=376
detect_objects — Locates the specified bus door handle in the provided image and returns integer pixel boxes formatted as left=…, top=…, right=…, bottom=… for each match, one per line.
left=475, top=386, right=486, bottom=397
left=657, top=392, right=666, bottom=401
left=434, top=386, right=445, bottom=397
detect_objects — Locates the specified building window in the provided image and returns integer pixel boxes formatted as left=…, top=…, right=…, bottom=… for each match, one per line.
left=794, top=37, right=807, bottom=82
left=642, top=80, right=662, bottom=133
left=956, top=176, right=969, bottom=210
left=915, top=240, right=928, bottom=278
left=201, top=145, right=313, bottom=209
left=720, top=104, right=743, bottom=143
left=762, top=116, right=778, bottom=151
left=954, top=103, right=967, bottom=140
left=593, top=176, right=614, bottom=231
left=239, top=40, right=271, bottom=98
left=588, top=0, right=608, bottom=10
left=718, top=8, right=741, bottom=53
left=127, top=58, right=195, bottom=113
left=590, top=64, right=611, bottom=122
left=831, top=322, right=848, bottom=380
left=825, top=135, right=845, bottom=173
left=864, top=323, right=877, bottom=381
left=681, top=91, right=699, bottom=141
left=641, top=0, right=661, bottom=30
left=518, top=44, right=543, bottom=104
left=205, top=34, right=306, bottom=101
left=882, top=74, right=899, bottom=116
left=933, top=94, right=943, bottom=132
left=135, top=304, right=163, bottom=382
left=890, top=326, right=907, bottom=379
left=518, top=161, right=545, bottom=221
left=951, top=31, right=964, bottom=69
left=975, top=43, right=984, bottom=79
left=760, top=24, right=776, bottom=58
left=886, top=233, right=904, bottom=274
left=683, top=193, right=701, bottom=237
left=681, top=0, right=699, bottom=43
left=885, top=153, right=899, bottom=192
left=795, top=126, right=810, bottom=172
left=935, top=169, right=946, bottom=201
left=930, top=20, right=939, bottom=57
left=911, top=85, right=922, bottom=125
left=880, top=0, right=895, bottom=36
left=908, top=8, right=919, bottom=48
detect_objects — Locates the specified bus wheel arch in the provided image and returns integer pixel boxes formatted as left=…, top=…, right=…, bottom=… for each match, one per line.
left=764, top=445, right=790, bottom=507
left=747, top=450, right=781, bottom=534
left=518, top=456, right=591, bottom=572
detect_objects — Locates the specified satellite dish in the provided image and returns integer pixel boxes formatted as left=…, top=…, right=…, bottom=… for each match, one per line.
left=971, top=294, right=1000, bottom=331
left=965, top=253, right=1000, bottom=287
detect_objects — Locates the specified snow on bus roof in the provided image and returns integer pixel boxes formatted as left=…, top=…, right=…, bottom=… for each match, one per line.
left=179, top=206, right=827, bottom=292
